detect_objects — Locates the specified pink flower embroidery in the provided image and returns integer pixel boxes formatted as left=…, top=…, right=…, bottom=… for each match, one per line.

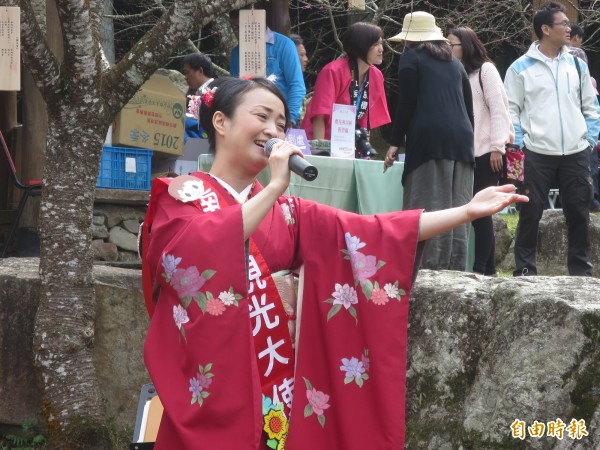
left=306, top=388, right=330, bottom=416
left=332, top=283, right=358, bottom=310
left=173, top=304, right=190, bottom=329
left=206, top=298, right=225, bottom=316
left=171, top=266, right=206, bottom=299
left=361, top=351, right=370, bottom=372
left=197, top=372, right=213, bottom=389
left=350, top=251, right=378, bottom=281
left=371, top=287, right=389, bottom=306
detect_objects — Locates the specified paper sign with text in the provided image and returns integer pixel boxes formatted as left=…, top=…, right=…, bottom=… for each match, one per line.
left=330, top=104, right=356, bottom=159
left=349, top=0, right=366, bottom=10
left=239, top=9, right=266, bottom=78
left=0, top=7, right=20, bottom=91
left=285, top=128, right=311, bottom=155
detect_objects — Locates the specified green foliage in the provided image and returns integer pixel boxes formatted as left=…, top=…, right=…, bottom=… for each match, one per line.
left=500, top=210, right=519, bottom=239
left=0, top=421, right=46, bottom=450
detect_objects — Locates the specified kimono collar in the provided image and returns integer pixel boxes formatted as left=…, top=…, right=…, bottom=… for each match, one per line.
left=211, top=174, right=253, bottom=203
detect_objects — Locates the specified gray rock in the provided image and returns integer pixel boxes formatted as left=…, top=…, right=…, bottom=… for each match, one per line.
left=122, top=219, right=141, bottom=235
left=406, top=270, right=600, bottom=449
left=91, top=223, right=109, bottom=239
left=494, top=214, right=513, bottom=266
left=117, top=251, right=141, bottom=263
left=108, top=226, right=138, bottom=252
left=94, top=205, right=146, bottom=229
left=92, top=215, right=105, bottom=226
left=92, top=239, right=118, bottom=261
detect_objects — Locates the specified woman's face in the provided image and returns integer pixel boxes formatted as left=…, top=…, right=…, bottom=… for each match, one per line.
left=218, top=88, right=287, bottom=172
left=366, top=37, right=384, bottom=65
left=447, top=34, right=463, bottom=60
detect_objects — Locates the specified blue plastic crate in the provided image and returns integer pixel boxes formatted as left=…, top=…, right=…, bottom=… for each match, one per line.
left=97, top=146, right=152, bottom=191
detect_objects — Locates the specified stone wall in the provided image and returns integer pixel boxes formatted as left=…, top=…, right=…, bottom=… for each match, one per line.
left=0, top=258, right=150, bottom=430
left=1, top=260, right=599, bottom=449
left=92, top=205, right=146, bottom=263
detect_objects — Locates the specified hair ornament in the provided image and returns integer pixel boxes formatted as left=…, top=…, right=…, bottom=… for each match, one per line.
left=200, top=86, right=217, bottom=108
left=186, top=85, right=218, bottom=119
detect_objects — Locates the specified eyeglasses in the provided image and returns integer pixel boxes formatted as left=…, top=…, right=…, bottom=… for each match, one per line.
left=449, top=43, right=462, bottom=47
left=551, top=21, right=570, bottom=28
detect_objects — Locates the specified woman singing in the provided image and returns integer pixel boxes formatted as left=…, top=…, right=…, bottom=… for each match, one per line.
left=142, top=76, right=527, bottom=449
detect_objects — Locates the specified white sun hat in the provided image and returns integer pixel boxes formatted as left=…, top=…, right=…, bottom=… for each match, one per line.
left=389, top=11, right=448, bottom=43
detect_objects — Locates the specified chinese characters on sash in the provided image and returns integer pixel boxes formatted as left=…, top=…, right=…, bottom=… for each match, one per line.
left=248, top=248, right=295, bottom=412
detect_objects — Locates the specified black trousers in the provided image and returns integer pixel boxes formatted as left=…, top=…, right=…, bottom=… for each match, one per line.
left=472, top=152, right=500, bottom=275
left=514, top=148, right=593, bottom=276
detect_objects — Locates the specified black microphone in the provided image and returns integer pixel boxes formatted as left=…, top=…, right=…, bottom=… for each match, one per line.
left=264, top=138, right=318, bottom=181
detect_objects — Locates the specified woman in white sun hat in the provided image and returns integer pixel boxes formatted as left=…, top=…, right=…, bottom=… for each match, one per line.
left=384, top=11, right=475, bottom=271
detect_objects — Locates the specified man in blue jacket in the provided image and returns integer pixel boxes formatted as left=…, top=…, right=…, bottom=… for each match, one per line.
left=504, top=1, right=600, bottom=276
left=229, top=10, right=306, bottom=126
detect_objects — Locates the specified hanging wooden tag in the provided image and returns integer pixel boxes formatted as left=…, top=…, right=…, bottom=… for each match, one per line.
left=0, top=7, right=20, bottom=91
left=239, top=9, right=266, bottom=78
left=349, top=0, right=366, bottom=10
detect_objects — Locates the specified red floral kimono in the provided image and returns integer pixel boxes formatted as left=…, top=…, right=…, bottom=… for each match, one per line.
left=143, top=172, right=421, bottom=449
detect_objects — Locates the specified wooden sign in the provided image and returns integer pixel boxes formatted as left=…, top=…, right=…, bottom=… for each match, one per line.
left=349, top=0, right=366, bottom=10
left=239, top=9, right=266, bottom=78
left=0, top=7, right=20, bottom=91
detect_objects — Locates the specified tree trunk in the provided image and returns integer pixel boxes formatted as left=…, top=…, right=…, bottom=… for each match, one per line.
left=34, top=107, right=110, bottom=447
left=18, top=0, right=253, bottom=447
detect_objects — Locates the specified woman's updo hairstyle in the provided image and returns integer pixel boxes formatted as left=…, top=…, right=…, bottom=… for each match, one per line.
left=198, top=77, right=291, bottom=153
left=343, top=22, right=383, bottom=62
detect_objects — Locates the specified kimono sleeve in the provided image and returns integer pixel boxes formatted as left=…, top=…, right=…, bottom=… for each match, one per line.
left=285, top=198, right=422, bottom=450
left=143, top=185, right=263, bottom=450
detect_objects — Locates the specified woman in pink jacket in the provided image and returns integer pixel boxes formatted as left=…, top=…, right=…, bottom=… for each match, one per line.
left=301, top=22, right=390, bottom=142
left=447, top=27, right=515, bottom=276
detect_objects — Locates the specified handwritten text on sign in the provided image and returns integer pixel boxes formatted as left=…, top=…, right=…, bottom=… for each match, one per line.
left=239, top=9, right=266, bottom=78
left=0, top=7, right=20, bottom=91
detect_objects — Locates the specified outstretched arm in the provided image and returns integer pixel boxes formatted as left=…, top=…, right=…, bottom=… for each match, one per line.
left=418, top=184, right=528, bottom=241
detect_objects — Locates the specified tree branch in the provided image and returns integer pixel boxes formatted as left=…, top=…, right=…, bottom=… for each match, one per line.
left=102, top=0, right=254, bottom=118
left=18, top=0, right=63, bottom=101
left=55, top=0, right=100, bottom=92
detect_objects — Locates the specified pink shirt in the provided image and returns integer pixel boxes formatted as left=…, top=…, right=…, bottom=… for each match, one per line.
left=301, top=57, right=391, bottom=140
left=470, top=62, right=514, bottom=157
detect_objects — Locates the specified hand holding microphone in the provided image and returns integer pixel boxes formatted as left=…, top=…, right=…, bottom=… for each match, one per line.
left=264, top=138, right=318, bottom=181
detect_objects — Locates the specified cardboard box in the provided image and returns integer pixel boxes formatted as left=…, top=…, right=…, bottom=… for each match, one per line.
left=152, top=138, right=210, bottom=176
left=112, top=74, right=186, bottom=157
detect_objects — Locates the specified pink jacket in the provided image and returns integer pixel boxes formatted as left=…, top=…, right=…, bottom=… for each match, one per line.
left=301, top=57, right=390, bottom=140
left=470, top=62, right=514, bottom=157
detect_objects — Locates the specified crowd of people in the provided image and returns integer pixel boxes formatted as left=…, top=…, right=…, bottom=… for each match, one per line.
left=140, top=2, right=599, bottom=447
left=182, top=2, right=600, bottom=278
